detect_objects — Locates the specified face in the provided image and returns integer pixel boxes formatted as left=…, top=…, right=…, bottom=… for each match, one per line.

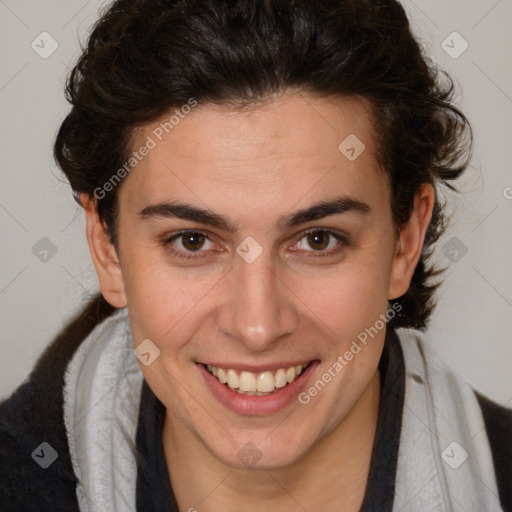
left=86, top=93, right=431, bottom=470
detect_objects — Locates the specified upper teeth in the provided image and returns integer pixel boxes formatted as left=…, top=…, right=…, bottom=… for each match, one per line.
left=206, top=363, right=310, bottom=394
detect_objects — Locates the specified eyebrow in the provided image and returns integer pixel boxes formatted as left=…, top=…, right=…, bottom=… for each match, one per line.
left=137, top=195, right=370, bottom=232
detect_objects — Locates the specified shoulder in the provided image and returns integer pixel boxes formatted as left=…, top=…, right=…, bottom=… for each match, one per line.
left=394, top=327, right=512, bottom=511
left=0, top=333, right=81, bottom=511
left=476, top=390, right=512, bottom=440
left=0, top=422, right=79, bottom=511
left=0, top=296, right=119, bottom=510
left=475, top=391, right=512, bottom=512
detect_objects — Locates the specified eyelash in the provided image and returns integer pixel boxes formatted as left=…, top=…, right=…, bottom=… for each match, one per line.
left=162, top=228, right=348, bottom=260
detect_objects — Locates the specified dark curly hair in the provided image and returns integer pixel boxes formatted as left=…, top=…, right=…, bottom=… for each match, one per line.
left=53, top=0, right=472, bottom=333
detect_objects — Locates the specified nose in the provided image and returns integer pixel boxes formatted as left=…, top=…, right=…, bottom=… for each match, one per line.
left=216, top=250, right=299, bottom=352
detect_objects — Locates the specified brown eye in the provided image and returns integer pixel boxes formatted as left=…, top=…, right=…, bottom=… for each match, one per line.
left=306, top=230, right=330, bottom=251
left=165, top=230, right=215, bottom=257
left=294, top=229, right=347, bottom=257
left=181, top=232, right=206, bottom=251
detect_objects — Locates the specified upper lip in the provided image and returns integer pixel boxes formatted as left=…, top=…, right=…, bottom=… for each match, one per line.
left=198, top=360, right=316, bottom=372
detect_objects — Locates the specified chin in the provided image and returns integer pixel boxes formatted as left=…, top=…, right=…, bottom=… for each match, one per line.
left=206, top=425, right=318, bottom=471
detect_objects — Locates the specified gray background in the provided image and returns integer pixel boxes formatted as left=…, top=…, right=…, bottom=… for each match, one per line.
left=1, top=0, right=511, bottom=406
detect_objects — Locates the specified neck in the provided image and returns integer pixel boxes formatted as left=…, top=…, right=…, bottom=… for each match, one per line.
left=163, top=370, right=381, bottom=512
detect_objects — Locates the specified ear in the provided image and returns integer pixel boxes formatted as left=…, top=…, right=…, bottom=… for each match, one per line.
left=82, top=194, right=127, bottom=308
left=388, top=183, right=435, bottom=300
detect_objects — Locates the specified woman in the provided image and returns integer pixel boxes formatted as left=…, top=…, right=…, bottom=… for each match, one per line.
left=1, top=0, right=510, bottom=510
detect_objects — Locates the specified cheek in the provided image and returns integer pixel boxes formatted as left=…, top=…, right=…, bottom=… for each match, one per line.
left=121, top=248, right=222, bottom=346
left=297, top=279, right=385, bottom=355
left=289, top=249, right=393, bottom=336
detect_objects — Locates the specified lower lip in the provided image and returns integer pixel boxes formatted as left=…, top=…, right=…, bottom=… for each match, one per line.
left=196, top=361, right=320, bottom=415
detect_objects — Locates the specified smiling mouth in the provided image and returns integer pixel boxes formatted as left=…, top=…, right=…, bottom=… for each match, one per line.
left=203, top=361, right=314, bottom=396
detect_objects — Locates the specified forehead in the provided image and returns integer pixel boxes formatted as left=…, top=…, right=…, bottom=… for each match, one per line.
left=119, top=94, right=387, bottom=220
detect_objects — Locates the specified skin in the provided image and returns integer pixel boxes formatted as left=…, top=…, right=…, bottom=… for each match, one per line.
left=83, top=92, right=434, bottom=511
